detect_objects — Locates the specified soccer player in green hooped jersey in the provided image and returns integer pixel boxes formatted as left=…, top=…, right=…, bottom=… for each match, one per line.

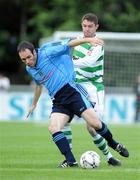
left=62, top=13, right=129, bottom=166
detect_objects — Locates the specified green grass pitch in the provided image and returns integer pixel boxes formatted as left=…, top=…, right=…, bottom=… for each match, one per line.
left=0, top=122, right=140, bottom=180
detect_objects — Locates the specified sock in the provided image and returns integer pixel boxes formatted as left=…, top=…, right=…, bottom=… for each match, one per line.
left=63, top=123, right=72, bottom=149
left=96, top=121, right=118, bottom=149
left=52, top=131, right=76, bottom=163
left=93, top=133, right=112, bottom=161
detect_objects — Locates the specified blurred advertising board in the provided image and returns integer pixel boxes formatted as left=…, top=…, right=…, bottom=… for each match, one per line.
left=0, top=92, right=135, bottom=124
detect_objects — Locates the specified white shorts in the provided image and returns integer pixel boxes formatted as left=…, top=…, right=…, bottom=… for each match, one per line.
left=80, top=82, right=105, bottom=120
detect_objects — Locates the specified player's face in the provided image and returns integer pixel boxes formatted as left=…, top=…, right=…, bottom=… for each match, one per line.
left=19, top=49, right=37, bottom=67
left=81, top=19, right=99, bottom=38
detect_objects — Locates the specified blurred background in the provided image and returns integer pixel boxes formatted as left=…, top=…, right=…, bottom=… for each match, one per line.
left=0, top=0, right=140, bottom=123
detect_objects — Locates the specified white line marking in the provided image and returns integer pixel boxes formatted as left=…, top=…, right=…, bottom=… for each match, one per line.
left=0, top=168, right=140, bottom=172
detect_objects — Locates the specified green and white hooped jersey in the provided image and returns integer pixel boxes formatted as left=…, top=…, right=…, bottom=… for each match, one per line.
left=73, top=43, right=104, bottom=92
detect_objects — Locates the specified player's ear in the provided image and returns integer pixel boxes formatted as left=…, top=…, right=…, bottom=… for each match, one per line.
left=33, top=49, right=36, bottom=56
left=96, top=24, right=99, bottom=30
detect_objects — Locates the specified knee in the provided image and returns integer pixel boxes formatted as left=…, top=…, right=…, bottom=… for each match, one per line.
left=86, top=121, right=101, bottom=132
left=87, top=124, right=92, bottom=133
left=91, top=120, right=102, bottom=131
left=48, top=123, right=59, bottom=134
left=82, top=108, right=102, bottom=130
left=87, top=124, right=96, bottom=136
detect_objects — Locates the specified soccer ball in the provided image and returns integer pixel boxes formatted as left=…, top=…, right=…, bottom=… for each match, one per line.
left=80, top=151, right=100, bottom=169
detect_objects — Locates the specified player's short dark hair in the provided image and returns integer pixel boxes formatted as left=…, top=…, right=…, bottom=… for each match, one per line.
left=17, top=41, right=35, bottom=54
left=81, top=13, right=98, bottom=25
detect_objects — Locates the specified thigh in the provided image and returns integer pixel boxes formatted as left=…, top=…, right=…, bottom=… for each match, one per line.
left=81, top=108, right=102, bottom=130
left=49, top=112, right=70, bottom=132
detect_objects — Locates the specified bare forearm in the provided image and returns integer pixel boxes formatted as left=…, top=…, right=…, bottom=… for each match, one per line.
left=32, top=85, right=42, bottom=106
left=68, top=37, right=104, bottom=47
left=26, top=85, right=42, bottom=119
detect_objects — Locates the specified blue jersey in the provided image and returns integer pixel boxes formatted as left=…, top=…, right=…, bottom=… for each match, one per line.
left=26, top=41, right=76, bottom=98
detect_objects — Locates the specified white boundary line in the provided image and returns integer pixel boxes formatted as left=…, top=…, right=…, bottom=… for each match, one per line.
left=0, top=168, right=140, bottom=172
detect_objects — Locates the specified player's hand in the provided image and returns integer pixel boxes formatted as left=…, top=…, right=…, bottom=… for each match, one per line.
left=25, top=104, right=36, bottom=120
left=90, top=37, right=104, bottom=46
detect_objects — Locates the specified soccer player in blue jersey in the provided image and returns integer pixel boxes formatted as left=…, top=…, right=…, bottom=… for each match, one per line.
left=17, top=37, right=127, bottom=168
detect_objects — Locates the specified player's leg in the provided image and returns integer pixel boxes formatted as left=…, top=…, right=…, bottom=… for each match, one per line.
left=85, top=86, right=120, bottom=164
left=48, top=112, right=78, bottom=167
left=72, top=85, right=120, bottom=156
left=60, top=84, right=110, bottom=164
left=81, top=108, right=116, bottom=147
left=92, top=91, right=116, bottom=163
left=68, top=86, right=116, bottom=164
left=94, top=90, right=122, bottom=162
left=97, top=91, right=129, bottom=157
left=87, top=124, right=121, bottom=166
left=77, top=83, right=120, bottom=165
left=81, top=108, right=129, bottom=158
left=95, top=120, right=129, bottom=157
left=88, top=86, right=129, bottom=158
left=62, top=86, right=106, bottom=159
left=63, top=123, right=72, bottom=149
left=62, top=85, right=120, bottom=165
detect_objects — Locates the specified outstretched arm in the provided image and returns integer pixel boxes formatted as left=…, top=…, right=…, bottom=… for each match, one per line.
left=73, top=45, right=104, bottom=68
left=68, top=37, right=104, bottom=47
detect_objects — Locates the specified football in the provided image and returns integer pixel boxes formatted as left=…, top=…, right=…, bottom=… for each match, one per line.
left=80, top=151, right=100, bottom=169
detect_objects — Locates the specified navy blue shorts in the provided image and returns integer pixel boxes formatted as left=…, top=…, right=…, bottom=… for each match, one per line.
left=52, top=83, right=92, bottom=122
